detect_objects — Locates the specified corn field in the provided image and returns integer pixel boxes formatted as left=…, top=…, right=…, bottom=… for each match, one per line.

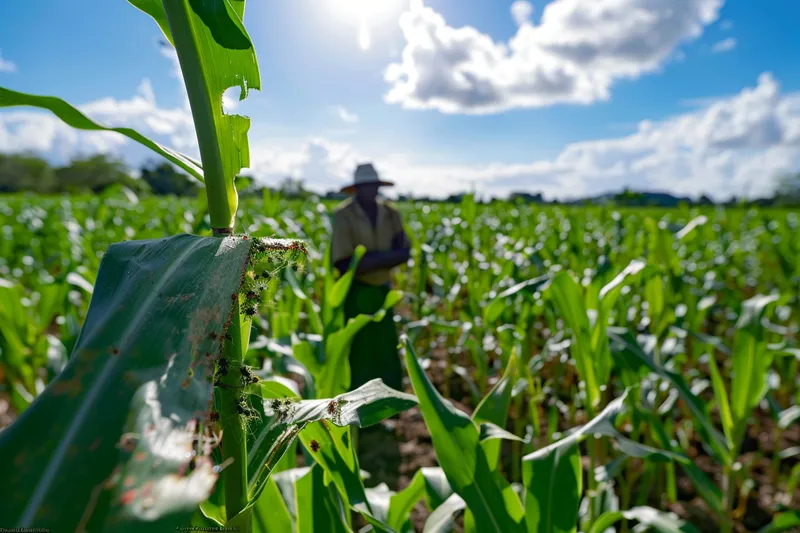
left=1, top=192, right=798, bottom=532
left=1, top=1, right=798, bottom=532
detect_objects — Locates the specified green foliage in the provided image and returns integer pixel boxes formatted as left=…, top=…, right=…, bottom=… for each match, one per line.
left=3, top=190, right=800, bottom=533
left=55, top=154, right=138, bottom=193
left=200, top=378, right=416, bottom=528
left=140, top=161, right=200, bottom=196
left=0, top=87, right=203, bottom=180
left=404, top=337, right=526, bottom=533
left=773, top=171, right=800, bottom=206
left=0, top=152, right=145, bottom=194
left=589, top=507, right=701, bottom=533
left=1, top=1, right=798, bottom=530
left=0, top=234, right=252, bottom=530
left=157, top=0, right=260, bottom=229
left=0, top=152, right=56, bottom=194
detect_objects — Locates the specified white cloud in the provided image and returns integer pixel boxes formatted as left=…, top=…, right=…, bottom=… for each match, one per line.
left=245, top=137, right=362, bottom=188
left=510, top=1, right=534, bottom=27
left=712, top=37, right=737, bottom=53
left=0, top=77, right=196, bottom=164
left=332, top=105, right=359, bottom=123
left=0, top=50, right=16, bottom=73
left=385, top=0, right=725, bottom=114
left=75, top=78, right=196, bottom=150
left=242, top=73, right=800, bottom=201
left=1, top=70, right=797, bottom=202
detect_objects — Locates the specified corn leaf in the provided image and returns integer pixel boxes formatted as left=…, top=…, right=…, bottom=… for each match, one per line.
left=242, top=378, right=417, bottom=516
left=387, top=467, right=453, bottom=531
left=296, top=465, right=352, bottom=533
left=160, top=0, right=261, bottom=228
left=778, top=405, right=800, bottom=430
left=273, top=467, right=312, bottom=521
left=366, top=485, right=395, bottom=523
left=0, top=279, right=29, bottom=361
left=675, top=215, right=709, bottom=240
left=403, top=337, right=526, bottom=533
left=300, top=421, right=365, bottom=508
left=641, top=411, right=723, bottom=513
left=250, top=477, right=293, bottom=533
left=588, top=507, right=700, bottom=533
left=299, top=422, right=404, bottom=533
left=328, top=245, right=367, bottom=309
left=484, top=275, right=551, bottom=323
left=479, top=422, right=523, bottom=444
left=0, top=234, right=252, bottom=530
left=0, top=87, right=204, bottom=181
left=523, top=390, right=686, bottom=533
left=524, top=443, right=581, bottom=533
left=757, top=511, right=800, bottom=533
left=548, top=271, right=601, bottom=409
left=361, top=513, right=402, bottom=533
left=608, top=330, right=730, bottom=462
left=706, top=353, right=734, bottom=444
left=423, top=493, right=467, bottom=533
left=472, top=354, right=517, bottom=470
left=127, top=0, right=174, bottom=45
left=315, top=288, right=402, bottom=398
left=730, top=294, right=779, bottom=442
left=598, top=260, right=649, bottom=305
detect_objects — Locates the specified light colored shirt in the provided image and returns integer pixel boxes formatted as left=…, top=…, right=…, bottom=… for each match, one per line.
left=330, top=198, right=409, bottom=286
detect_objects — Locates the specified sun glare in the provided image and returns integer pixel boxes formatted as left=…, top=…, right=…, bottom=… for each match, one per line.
left=329, top=0, right=404, bottom=50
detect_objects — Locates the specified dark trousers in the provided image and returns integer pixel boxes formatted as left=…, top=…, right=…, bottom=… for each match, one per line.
left=343, top=280, right=403, bottom=392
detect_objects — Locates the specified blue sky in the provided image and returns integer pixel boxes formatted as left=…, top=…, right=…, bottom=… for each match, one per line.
left=1, top=0, right=799, bottom=199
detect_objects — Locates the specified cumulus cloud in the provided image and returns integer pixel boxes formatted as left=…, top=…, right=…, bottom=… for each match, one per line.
left=332, top=105, right=359, bottom=123
left=712, top=37, right=737, bottom=53
left=245, top=137, right=362, bottom=188
left=385, top=0, right=725, bottom=113
left=510, top=1, right=534, bottom=27
left=237, top=73, right=800, bottom=201
left=2, top=70, right=797, bottom=202
left=0, top=50, right=16, bottom=73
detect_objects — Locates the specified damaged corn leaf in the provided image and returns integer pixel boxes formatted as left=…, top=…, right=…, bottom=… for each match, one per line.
left=0, top=234, right=253, bottom=530
left=201, top=379, right=417, bottom=526
left=158, top=0, right=261, bottom=229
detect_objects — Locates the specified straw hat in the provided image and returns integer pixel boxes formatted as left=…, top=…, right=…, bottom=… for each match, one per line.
left=340, top=163, right=394, bottom=194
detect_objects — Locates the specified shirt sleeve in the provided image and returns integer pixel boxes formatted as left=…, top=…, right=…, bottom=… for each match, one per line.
left=391, top=209, right=411, bottom=248
left=330, top=211, right=354, bottom=264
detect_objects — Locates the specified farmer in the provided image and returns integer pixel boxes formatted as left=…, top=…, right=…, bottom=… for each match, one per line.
left=330, top=163, right=410, bottom=392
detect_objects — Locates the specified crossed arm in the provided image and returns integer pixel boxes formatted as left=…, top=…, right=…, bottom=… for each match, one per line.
left=334, top=231, right=410, bottom=275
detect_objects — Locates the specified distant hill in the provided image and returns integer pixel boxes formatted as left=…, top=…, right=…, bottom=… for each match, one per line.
left=563, top=190, right=693, bottom=207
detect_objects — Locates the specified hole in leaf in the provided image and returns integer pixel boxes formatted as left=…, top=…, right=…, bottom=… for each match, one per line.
left=222, top=86, right=241, bottom=115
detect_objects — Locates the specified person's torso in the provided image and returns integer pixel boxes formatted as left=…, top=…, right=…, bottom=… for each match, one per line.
left=337, top=199, right=398, bottom=286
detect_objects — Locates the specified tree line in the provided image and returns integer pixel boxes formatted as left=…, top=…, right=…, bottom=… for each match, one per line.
left=2, top=151, right=799, bottom=206
left=0, top=152, right=200, bottom=196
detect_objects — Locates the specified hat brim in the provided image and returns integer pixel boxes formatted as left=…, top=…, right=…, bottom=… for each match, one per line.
left=340, top=180, right=394, bottom=194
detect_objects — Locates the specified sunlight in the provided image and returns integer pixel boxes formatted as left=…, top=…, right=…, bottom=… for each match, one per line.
left=329, top=0, right=404, bottom=50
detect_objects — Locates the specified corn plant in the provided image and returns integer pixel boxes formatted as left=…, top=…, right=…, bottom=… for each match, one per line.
left=0, top=1, right=417, bottom=531
left=2, top=4, right=800, bottom=531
